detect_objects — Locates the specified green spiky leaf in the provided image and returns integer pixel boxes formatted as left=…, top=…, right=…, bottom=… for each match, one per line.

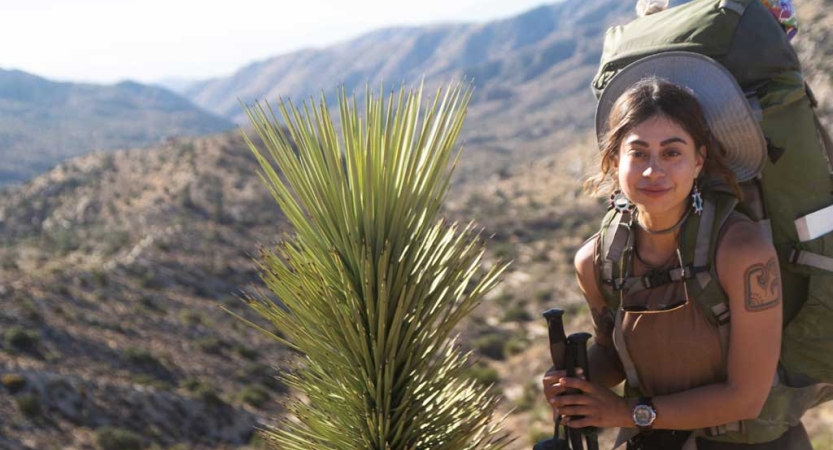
left=238, top=82, right=512, bottom=450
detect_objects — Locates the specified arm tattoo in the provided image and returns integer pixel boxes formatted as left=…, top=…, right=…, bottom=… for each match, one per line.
left=591, top=306, right=615, bottom=345
left=744, top=257, right=781, bottom=312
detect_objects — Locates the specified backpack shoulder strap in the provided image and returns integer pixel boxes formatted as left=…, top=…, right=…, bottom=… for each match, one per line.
left=596, top=208, right=633, bottom=310
left=679, top=191, right=738, bottom=364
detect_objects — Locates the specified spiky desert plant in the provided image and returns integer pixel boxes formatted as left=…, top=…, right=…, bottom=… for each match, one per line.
left=237, top=83, right=511, bottom=450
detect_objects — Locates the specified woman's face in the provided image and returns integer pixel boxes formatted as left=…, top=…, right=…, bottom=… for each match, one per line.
left=616, top=114, right=705, bottom=219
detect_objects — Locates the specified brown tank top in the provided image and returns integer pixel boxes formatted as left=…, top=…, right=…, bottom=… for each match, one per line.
left=617, top=213, right=751, bottom=397
left=620, top=287, right=725, bottom=396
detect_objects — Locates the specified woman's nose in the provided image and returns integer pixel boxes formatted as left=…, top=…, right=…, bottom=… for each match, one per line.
left=642, top=157, right=664, bottom=178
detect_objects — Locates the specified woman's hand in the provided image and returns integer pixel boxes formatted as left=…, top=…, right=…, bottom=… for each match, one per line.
left=547, top=376, right=631, bottom=429
left=541, top=366, right=568, bottom=407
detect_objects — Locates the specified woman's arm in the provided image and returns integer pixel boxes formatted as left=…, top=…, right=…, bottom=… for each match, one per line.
left=553, top=220, right=783, bottom=429
left=574, top=237, right=626, bottom=388
left=542, top=237, right=625, bottom=413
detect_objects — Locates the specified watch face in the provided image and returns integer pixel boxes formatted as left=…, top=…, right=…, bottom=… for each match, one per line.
left=633, top=404, right=657, bottom=427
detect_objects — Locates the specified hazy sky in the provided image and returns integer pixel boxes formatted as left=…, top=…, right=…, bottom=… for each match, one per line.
left=1, top=0, right=554, bottom=85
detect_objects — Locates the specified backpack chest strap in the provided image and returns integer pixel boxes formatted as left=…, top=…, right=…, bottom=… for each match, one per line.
left=613, top=265, right=710, bottom=294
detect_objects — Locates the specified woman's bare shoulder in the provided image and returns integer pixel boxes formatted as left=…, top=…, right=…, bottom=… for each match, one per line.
left=574, top=234, right=608, bottom=308
left=716, top=214, right=774, bottom=261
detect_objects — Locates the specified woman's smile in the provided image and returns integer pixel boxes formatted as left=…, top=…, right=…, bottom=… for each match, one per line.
left=638, top=185, right=672, bottom=197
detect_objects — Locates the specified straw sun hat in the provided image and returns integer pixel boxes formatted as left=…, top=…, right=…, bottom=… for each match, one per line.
left=595, top=51, right=767, bottom=182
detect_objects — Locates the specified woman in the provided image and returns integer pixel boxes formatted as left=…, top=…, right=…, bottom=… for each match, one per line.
left=541, top=53, right=813, bottom=449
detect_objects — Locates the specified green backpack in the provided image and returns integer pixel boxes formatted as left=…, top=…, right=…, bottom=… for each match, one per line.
left=591, top=0, right=833, bottom=444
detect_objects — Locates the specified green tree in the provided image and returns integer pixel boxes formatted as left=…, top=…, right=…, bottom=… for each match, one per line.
left=234, top=83, right=511, bottom=449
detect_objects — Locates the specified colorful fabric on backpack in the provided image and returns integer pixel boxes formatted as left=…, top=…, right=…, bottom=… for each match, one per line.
left=759, top=0, right=798, bottom=39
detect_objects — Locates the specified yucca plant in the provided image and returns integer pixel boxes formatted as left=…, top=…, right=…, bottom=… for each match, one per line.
left=236, top=83, right=511, bottom=449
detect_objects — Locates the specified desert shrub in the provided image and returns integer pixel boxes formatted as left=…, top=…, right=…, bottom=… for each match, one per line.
left=123, top=347, right=169, bottom=379
left=533, top=249, right=551, bottom=262
left=139, top=270, right=159, bottom=289
left=237, top=364, right=286, bottom=393
left=1, top=373, right=27, bottom=393
left=4, top=326, right=40, bottom=352
left=16, top=393, right=41, bottom=417
left=101, top=231, right=130, bottom=255
left=514, top=381, right=540, bottom=412
left=131, top=374, right=172, bottom=391
left=502, top=305, right=533, bottom=323
left=473, top=334, right=506, bottom=360
left=179, top=310, right=203, bottom=326
left=181, top=378, right=224, bottom=407
left=19, top=298, right=42, bottom=322
left=466, top=365, right=499, bottom=386
left=51, top=228, right=80, bottom=256
left=533, top=289, right=553, bottom=303
left=504, top=336, right=530, bottom=357
left=123, top=347, right=158, bottom=366
left=180, top=377, right=203, bottom=392
left=234, top=345, right=259, bottom=361
left=491, top=242, right=516, bottom=260
left=167, top=444, right=191, bottom=450
left=196, top=385, right=225, bottom=407
left=1, top=252, right=18, bottom=270
left=494, top=292, right=514, bottom=307
left=194, top=336, right=224, bottom=354
left=463, top=362, right=501, bottom=397
left=92, top=270, right=108, bottom=287
left=95, top=426, right=144, bottom=450
left=239, top=383, right=270, bottom=408
left=139, top=296, right=165, bottom=314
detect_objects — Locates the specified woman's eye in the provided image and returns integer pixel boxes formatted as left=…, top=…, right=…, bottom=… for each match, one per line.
left=629, top=150, right=645, bottom=158
left=664, top=149, right=681, bottom=157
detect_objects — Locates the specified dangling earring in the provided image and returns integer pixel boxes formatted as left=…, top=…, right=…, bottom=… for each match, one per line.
left=691, top=180, right=703, bottom=215
left=609, top=190, right=635, bottom=214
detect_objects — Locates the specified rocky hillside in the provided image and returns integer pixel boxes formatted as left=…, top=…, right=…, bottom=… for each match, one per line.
left=0, top=70, right=233, bottom=186
left=0, top=133, right=292, bottom=450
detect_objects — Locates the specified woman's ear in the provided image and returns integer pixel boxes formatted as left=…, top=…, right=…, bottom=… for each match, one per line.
left=695, top=145, right=706, bottom=177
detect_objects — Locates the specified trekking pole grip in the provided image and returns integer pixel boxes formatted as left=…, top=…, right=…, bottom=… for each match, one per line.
left=536, top=308, right=570, bottom=450
left=543, top=308, right=568, bottom=369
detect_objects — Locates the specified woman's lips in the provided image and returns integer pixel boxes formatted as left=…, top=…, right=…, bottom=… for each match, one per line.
left=639, top=187, right=671, bottom=198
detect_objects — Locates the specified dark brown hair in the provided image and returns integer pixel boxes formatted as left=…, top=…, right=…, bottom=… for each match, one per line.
left=584, top=77, right=742, bottom=198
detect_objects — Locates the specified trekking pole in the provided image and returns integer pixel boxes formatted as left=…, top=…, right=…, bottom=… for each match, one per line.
left=534, top=308, right=570, bottom=450
left=566, top=332, right=599, bottom=450
left=564, top=338, right=584, bottom=450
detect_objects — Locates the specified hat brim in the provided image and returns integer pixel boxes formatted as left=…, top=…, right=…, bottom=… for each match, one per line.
left=595, top=52, right=767, bottom=182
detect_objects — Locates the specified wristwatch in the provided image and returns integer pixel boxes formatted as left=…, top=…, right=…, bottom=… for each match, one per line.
left=632, top=397, right=657, bottom=432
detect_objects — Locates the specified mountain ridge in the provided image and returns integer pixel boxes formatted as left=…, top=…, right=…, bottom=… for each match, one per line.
left=0, top=68, right=234, bottom=186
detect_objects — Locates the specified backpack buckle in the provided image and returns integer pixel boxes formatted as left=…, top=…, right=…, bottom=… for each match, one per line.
left=643, top=270, right=672, bottom=289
